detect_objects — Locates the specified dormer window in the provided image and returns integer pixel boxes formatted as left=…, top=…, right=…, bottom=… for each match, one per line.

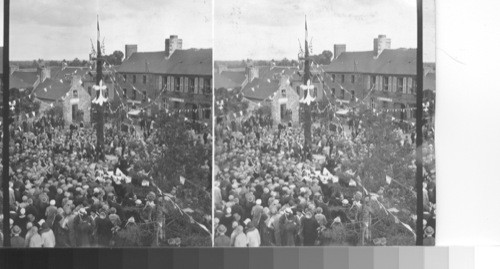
left=281, top=89, right=286, bottom=97
left=73, top=90, right=78, bottom=98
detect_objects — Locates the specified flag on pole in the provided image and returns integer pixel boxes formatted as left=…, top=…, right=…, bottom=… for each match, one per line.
left=97, top=15, right=100, bottom=41
left=305, top=15, right=308, bottom=41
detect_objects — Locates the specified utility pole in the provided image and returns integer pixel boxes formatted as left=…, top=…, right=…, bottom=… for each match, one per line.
left=416, top=0, right=424, bottom=245
left=2, top=0, right=10, bottom=247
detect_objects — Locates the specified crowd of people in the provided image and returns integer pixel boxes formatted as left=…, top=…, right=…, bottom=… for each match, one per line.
left=214, top=111, right=436, bottom=247
left=0, top=112, right=211, bottom=247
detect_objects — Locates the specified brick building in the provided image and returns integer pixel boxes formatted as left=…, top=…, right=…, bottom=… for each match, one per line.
left=117, top=35, right=212, bottom=126
left=323, top=35, right=417, bottom=120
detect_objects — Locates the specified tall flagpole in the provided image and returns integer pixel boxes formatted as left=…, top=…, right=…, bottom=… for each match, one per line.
left=95, top=16, right=105, bottom=160
left=303, top=16, right=312, bottom=156
left=2, top=0, right=11, bottom=247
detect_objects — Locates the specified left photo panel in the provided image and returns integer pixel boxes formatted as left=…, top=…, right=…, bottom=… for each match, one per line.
left=1, top=0, right=213, bottom=247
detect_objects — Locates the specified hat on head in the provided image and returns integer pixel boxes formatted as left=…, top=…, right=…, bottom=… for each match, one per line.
left=217, top=224, right=227, bottom=234
left=256, top=199, right=262, bottom=205
left=424, top=226, right=434, bottom=237
left=50, top=200, right=56, bottom=206
left=79, top=208, right=87, bottom=215
left=243, top=218, right=251, bottom=225
left=333, top=217, right=341, bottom=223
left=12, top=225, right=21, bottom=235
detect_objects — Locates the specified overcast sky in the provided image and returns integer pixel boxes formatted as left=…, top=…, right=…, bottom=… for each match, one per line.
left=8, top=0, right=212, bottom=61
left=215, top=0, right=436, bottom=62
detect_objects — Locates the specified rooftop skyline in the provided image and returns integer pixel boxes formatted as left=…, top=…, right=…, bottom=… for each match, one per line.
left=215, top=0, right=435, bottom=62
left=8, top=0, right=212, bottom=61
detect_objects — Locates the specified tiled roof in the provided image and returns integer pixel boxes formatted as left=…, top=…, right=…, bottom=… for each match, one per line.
left=324, top=49, right=417, bottom=75
left=424, top=71, right=436, bottom=92
left=241, top=66, right=299, bottom=101
left=118, top=48, right=212, bottom=76
left=11, top=71, right=39, bottom=87
left=214, top=72, right=241, bottom=89
left=220, top=71, right=246, bottom=85
left=241, top=77, right=280, bottom=101
left=164, top=49, right=212, bottom=76
left=10, top=75, right=33, bottom=89
left=33, top=78, right=72, bottom=102
left=117, top=51, right=167, bottom=74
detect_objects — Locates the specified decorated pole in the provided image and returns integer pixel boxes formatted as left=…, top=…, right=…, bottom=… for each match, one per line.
left=94, top=16, right=105, bottom=160
left=2, top=0, right=10, bottom=247
left=300, top=17, right=314, bottom=156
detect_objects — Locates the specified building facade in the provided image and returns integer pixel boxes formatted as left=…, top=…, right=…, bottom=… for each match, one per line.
left=117, top=35, right=212, bottom=126
left=324, top=35, right=417, bottom=120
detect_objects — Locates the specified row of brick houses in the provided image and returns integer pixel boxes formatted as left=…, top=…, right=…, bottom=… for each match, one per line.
left=215, top=35, right=432, bottom=126
left=117, top=35, right=212, bottom=126
left=324, top=35, right=418, bottom=120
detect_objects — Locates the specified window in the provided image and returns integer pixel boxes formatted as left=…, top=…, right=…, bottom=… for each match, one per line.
left=143, top=75, right=147, bottom=84
left=314, top=87, right=318, bottom=97
left=383, top=76, right=389, bottom=91
left=73, top=90, right=78, bottom=98
left=143, top=91, right=147, bottom=102
left=351, top=75, right=355, bottom=83
left=132, top=90, right=137, bottom=100
left=204, top=78, right=211, bottom=95
left=351, top=90, right=355, bottom=101
left=371, top=98, right=375, bottom=109
left=341, top=89, right=345, bottom=99
left=188, top=78, right=195, bottom=93
left=174, top=77, right=181, bottom=91
left=281, top=89, right=286, bottom=97
left=123, top=74, right=127, bottom=81
left=87, top=86, right=91, bottom=96
left=163, top=76, right=168, bottom=88
left=133, top=75, right=136, bottom=84
left=296, top=86, right=300, bottom=95
left=370, top=76, right=376, bottom=88
left=341, top=74, right=345, bottom=83
left=410, top=79, right=416, bottom=94
left=123, top=88, right=127, bottom=99
left=332, top=88, right=336, bottom=96
left=382, top=101, right=388, bottom=109
left=174, top=101, right=180, bottom=109
left=397, top=77, right=404, bottom=93
left=203, top=105, right=211, bottom=120
left=331, top=74, right=336, bottom=82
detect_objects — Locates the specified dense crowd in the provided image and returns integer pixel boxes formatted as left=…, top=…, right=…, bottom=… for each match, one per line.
left=0, top=114, right=211, bottom=247
left=214, top=112, right=436, bottom=247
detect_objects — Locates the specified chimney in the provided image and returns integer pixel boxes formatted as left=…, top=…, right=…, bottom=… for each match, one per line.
left=373, top=34, right=391, bottom=57
left=125, top=44, right=138, bottom=60
left=165, top=35, right=182, bottom=57
left=245, top=61, right=258, bottom=82
left=37, top=62, right=50, bottom=82
left=333, top=44, right=346, bottom=59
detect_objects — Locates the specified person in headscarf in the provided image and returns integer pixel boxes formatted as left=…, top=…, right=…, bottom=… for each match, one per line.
left=245, top=221, right=261, bottom=247
left=40, top=222, right=56, bottom=248
left=233, top=225, right=248, bottom=247
left=28, top=226, right=43, bottom=248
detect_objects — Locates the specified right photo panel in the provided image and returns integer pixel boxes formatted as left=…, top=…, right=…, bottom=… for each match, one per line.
left=213, top=0, right=435, bottom=247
